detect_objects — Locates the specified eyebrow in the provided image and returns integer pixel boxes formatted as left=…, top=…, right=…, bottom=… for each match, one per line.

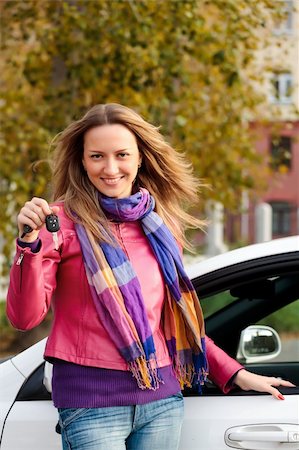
left=87, top=148, right=131, bottom=153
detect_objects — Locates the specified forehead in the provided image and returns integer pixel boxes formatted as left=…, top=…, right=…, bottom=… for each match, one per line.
left=83, top=124, right=137, bottom=150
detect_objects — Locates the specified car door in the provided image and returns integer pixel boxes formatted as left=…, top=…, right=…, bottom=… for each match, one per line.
left=180, top=250, right=299, bottom=450
left=0, top=340, right=60, bottom=450
left=1, top=250, right=298, bottom=450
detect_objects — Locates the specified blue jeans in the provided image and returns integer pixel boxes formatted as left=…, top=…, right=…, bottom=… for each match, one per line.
left=58, top=392, right=184, bottom=450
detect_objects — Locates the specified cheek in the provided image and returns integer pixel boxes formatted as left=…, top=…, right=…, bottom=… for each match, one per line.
left=130, top=158, right=141, bottom=174
left=84, top=162, right=98, bottom=177
left=129, top=166, right=139, bottom=178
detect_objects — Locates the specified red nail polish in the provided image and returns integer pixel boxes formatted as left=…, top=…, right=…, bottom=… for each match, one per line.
left=278, top=394, right=285, bottom=400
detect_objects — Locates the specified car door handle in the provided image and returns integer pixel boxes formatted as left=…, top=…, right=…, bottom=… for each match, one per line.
left=225, top=424, right=299, bottom=449
left=229, top=431, right=297, bottom=442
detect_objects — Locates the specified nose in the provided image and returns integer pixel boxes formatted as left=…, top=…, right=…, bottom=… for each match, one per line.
left=103, top=157, right=119, bottom=175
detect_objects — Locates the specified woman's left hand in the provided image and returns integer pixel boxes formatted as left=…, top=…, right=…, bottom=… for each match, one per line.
left=234, top=369, right=296, bottom=400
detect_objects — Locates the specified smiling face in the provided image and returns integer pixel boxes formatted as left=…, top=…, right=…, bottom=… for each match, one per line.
left=82, top=124, right=142, bottom=199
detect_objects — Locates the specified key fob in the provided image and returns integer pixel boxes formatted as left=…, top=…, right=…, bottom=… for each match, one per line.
left=23, top=224, right=33, bottom=234
left=45, top=214, right=60, bottom=232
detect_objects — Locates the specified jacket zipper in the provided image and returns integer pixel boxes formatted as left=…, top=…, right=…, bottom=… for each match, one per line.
left=16, top=251, right=24, bottom=265
left=16, top=251, right=25, bottom=291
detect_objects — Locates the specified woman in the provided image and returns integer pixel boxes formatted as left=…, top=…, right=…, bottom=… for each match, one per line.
left=7, top=104, right=294, bottom=450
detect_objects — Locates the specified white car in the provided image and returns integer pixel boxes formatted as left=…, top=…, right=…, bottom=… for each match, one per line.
left=1, top=236, right=299, bottom=450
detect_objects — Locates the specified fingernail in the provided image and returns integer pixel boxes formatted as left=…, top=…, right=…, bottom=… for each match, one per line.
left=278, top=394, right=285, bottom=400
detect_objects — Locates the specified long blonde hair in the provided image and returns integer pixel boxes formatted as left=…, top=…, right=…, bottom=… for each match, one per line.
left=51, top=103, right=204, bottom=247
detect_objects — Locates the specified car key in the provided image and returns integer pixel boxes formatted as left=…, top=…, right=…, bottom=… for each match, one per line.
left=21, top=224, right=34, bottom=238
left=21, top=214, right=60, bottom=249
left=45, top=214, right=60, bottom=250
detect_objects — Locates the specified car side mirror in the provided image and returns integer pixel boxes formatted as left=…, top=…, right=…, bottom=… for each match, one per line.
left=237, top=325, right=282, bottom=364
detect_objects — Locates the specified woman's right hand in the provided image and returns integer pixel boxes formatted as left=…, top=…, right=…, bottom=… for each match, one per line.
left=17, top=197, right=59, bottom=242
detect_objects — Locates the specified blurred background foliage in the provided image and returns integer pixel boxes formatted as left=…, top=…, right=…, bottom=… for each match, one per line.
left=0, top=0, right=287, bottom=353
left=0, top=0, right=281, bottom=276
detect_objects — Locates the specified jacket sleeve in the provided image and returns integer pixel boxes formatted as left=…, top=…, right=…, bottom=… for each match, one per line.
left=206, top=335, right=244, bottom=393
left=6, top=229, right=62, bottom=331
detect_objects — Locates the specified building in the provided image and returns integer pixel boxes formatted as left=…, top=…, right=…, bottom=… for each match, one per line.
left=226, top=0, right=299, bottom=244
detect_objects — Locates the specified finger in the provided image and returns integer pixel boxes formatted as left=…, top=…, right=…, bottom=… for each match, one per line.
left=271, top=378, right=296, bottom=388
left=50, top=205, right=60, bottom=215
left=31, top=197, right=52, bottom=216
left=18, top=198, right=53, bottom=232
left=274, top=390, right=285, bottom=400
left=277, top=380, right=296, bottom=387
left=23, top=204, right=45, bottom=226
left=18, top=209, right=39, bottom=230
left=21, top=206, right=46, bottom=230
left=18, top=214, right=39, bottom=231
left=267, top=386, right=285, bottom=400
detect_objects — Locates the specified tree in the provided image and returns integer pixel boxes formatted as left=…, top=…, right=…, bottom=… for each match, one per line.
left=0, top=0, right=280, bottom=278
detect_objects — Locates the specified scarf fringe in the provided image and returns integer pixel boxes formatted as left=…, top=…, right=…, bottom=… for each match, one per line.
left=128, top=357, right=164, bottom=391
left=173, top=355, right=209, bottom=390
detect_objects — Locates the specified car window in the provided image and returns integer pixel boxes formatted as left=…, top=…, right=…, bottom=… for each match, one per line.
left=257, top=299, right=299, bottom=363
left=200, top=290, right=237, bottom=318
left=201, top=280, right=298, bottom=364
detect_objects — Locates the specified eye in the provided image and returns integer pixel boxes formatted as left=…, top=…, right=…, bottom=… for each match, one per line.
left=90, top=154, right=102, bottom=159
left=117, top=152, right=129, bottom=158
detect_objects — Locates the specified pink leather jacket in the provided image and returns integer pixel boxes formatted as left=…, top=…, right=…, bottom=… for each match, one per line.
left=6, top=203, right=243, bottom=393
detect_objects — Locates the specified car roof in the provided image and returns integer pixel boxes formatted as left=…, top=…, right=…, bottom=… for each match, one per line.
left=186, top=235, right=299, bottom=279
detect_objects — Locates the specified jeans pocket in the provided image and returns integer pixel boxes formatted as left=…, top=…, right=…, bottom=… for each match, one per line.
left=58, top=408, right=90, bottom=428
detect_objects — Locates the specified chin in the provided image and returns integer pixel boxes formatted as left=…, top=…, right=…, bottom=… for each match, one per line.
left=98, top=189, right=126, bottom=199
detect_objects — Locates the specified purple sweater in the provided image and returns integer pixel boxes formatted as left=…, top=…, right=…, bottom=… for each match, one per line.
left=52, top=361, right=180, bottom=407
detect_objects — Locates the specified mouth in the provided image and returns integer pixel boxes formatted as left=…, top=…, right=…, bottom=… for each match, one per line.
left=101, top=177, right=123, bottom=185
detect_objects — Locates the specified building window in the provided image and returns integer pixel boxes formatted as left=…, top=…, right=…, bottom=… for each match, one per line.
left=269, top=201, right=291, bottom=235
left=270, top=136, right=292, bottom=172
left=270, top=73, right=293, bottom=104
left=273, top=1, right=293, bottom=35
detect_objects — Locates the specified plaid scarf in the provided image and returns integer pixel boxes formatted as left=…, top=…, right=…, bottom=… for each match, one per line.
left=75, top=188, right=208, bottom=391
